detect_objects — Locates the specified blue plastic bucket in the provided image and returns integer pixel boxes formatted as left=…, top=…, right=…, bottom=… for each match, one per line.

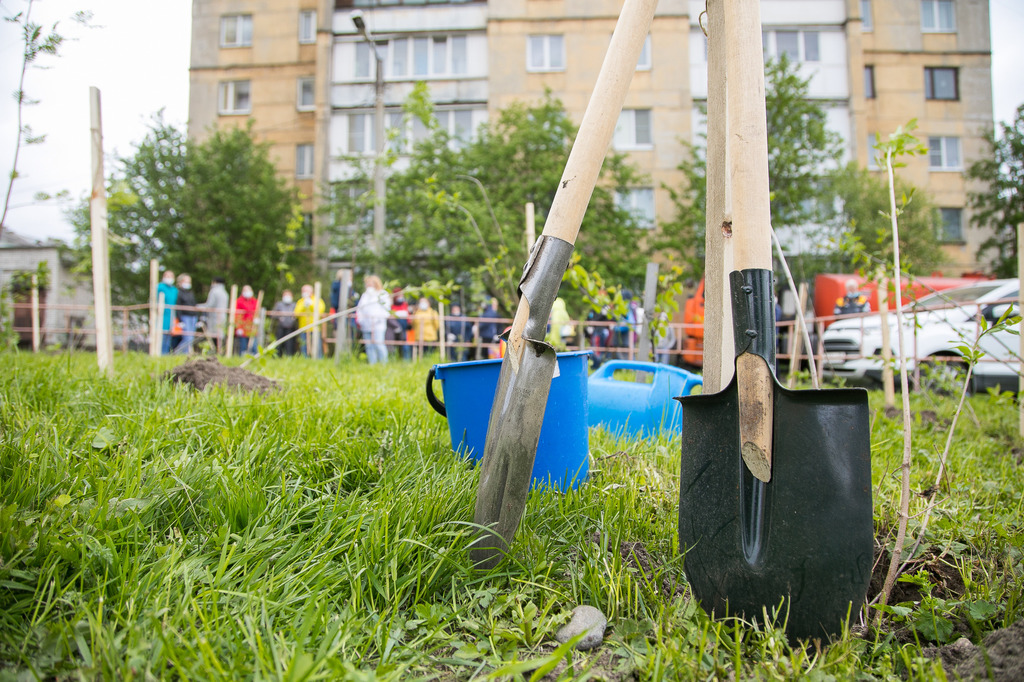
left=588, top=360, right=703, bottom=438
left=426, top=350, right=591, bottom=490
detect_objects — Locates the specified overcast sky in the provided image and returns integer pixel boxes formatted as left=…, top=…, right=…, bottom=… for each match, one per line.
left=1, top=0, right=1022, bottom=245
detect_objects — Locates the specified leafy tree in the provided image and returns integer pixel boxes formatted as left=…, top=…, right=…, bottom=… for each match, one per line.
left=831, top=162, right=946, bottom=274
left=967, top=104, right=1024, bottom=277
left=660, top=56, right=844, bottom=276
left=325, top=93, right=651, bottom=315
left=70, top=115, right=309, bottom=304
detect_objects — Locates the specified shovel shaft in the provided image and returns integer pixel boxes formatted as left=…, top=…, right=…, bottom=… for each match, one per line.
left=540, top=0, right=658, bottom=246
left=724, top=0, right=772, bottom=271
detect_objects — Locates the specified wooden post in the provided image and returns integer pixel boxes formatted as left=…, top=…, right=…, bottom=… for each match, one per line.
left=439, top=301, right=447, bottom=361
left=253, top=290, right=264, bottom=353
left=879, top=277, right=896, bottom=409
left=525, top=202, right=536, bottom=251
left=257, top=307, right=267, bottom=351
left=702, top=0, right=734, bottom=394
left=1018, top=224, right=1023, bottom=438
left=786, top=283, right=809, bottom=388
left=335, top=269, right=352, bottom=362
left=30, top=274, right=40, bottom=352
left=156, top=292, right=165, bottom=355
left=226, top=284, right=238, bottom=357
left=312, top=281, right=322, bottom=359
left=148, top=259, right=159, bottom=357
left=636, top=261, right=659, bottom=362
left=89, top=87, right=114, bottom=373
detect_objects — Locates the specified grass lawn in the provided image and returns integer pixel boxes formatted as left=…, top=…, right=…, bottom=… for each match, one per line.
left=0, top=352, right=1021, bottom=680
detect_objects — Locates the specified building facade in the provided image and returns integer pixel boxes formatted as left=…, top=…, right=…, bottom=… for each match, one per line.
left=188, top=0, right=995, bottom=274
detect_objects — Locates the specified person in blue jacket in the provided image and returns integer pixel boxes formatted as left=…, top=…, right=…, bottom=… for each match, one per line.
left=157, top=270, right=178, bottom=355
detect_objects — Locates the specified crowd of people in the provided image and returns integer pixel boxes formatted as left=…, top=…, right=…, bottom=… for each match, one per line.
left=154, top=269, right=510, bottom=363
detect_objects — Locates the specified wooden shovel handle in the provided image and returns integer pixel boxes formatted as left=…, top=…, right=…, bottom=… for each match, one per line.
left=724, top=0, right=772, bottom=272
left=541, top=0, right=658, bottom=245
left=723, top=0, right=773, bottom=481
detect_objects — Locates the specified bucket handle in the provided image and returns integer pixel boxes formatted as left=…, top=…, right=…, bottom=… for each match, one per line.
left=425, top=367, right=447, bottom=418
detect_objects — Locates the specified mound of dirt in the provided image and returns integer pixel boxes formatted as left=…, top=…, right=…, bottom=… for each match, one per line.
left=165, top=357, right=279, bottom=394
left=924, top=619, right=1024, bottom=681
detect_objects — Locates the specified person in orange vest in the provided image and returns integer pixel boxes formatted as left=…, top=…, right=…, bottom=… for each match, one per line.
left=834, top=279, right=870, bottom=317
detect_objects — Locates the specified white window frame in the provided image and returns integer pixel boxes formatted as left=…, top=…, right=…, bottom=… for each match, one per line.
left=296, top=144, right=314, bottom=179
left=764, top=30, right=820, bottom=63
left=939, top=207, right=964, bottom=242
left=613, top=109, right=653, bottom=150
left=861, top=0, right=873, bottom=31
left=527, top=34, right=565, bottom=73
left=615, top=188, right=656, bottom=230
left=218, top=80, right=251, bottom=115
left=921, top=0, right=956, bottom=33
left=386, top=35, right=467, bottom=79
left=928, top=136, right=961, bottom=171
left=297, top=77, right=315, bottom=111
left=299, top=10, right=317, bottom=44
left=864, top=65, right=875, bottom=99
left=348, top=113, right=374, bottom=154
left=220, top=15, right=252, bottom=48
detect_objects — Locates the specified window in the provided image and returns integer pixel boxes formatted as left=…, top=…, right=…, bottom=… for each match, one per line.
left=527, top=35, right=565, bottom=72
left=297, top=77, right=315, bottom=111
left=928, top=136, right=961, bottom=170
left=864, top=65, right=875, bottom=99
left=614, top=109, right=652, bottom=149
left=413, top=37, right=429, bottom=75
left=386, top=108, right=480, bottom=153
left=349, top=113, right=374, bottom=153
left=355, top=42, right=371, bottom=79
left=636, top=34, right=652, bottom=71
left=386, top=35, right=467, bottom=78
left=861, top=0, right=873, bottom=31
left=299, top=10, right=316, bottom=44
left=296, top=144, right=314, bottom=179
left=925, top=67, right=958, bottom=100
left=220, top=15, right=252, bottom=48
left=615, top=188, right=656, bottom=229
left=921, top=0, right=955, bottom=32
left=765, top=30, right=820, bottom=63
left=867, top=133, right=880, bottom=169
left=218, top=80, right=251, bottom=115
left=939, top=208, right=963, bottom=242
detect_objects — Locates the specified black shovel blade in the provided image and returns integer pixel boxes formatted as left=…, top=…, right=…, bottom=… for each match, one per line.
left=679, top=375, right=872, bottom=640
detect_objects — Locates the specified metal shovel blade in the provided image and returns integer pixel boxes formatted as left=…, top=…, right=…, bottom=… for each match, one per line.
left=678, top=376, right=872, bottom=639
left=470, top=338, right=557, bottom=569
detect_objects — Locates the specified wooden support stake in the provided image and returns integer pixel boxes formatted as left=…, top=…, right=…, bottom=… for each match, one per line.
left=226, top=284, right=238, bottom=357
left=439, top=301, right=447, bottom=362
left=636, top=261, right=659, bottom=363
left=30, top=274, right=40, bottom=352
left=312, top=281, right=322, bottom=359
left=786, top=282, right=809, bottom=388
left=89, top=87, right=114, bottom=373
left=335, top=269, right=352, bottom=362
left=879, top=277, right=896, bottom=409
left=148, top=260, right=159, bottom=357
left=525, top=202, right=536, bottom=251
left=1018, top=224, right=1023, bottom=439
left=156, top=292, right=165, bottom=355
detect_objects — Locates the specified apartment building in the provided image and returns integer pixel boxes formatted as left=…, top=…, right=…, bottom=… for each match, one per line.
left=188, top=0, right=333, bottom=249
left=854, top=0, right=993, bottom=272
left=188, top=0, right=994, bottom=274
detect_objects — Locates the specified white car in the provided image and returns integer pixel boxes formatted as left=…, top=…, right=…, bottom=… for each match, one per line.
left=821, top=279, right=1021, bottom=393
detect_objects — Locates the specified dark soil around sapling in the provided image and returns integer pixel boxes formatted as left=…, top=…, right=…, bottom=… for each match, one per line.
left=923, top=619, right=1024, bottom=681
left=165, top=357, right=279, bottom=394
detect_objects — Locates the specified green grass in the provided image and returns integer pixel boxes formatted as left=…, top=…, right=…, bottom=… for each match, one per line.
left=0, top=352, right=1021, bottom=680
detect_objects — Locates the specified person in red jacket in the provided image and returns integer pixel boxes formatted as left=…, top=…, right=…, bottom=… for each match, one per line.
left=235, top=285, right=259, bottom=355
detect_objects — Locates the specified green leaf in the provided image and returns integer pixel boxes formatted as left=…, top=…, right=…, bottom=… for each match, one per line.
left=91, top=426, right=117, bottom=450
left=967, top=600, right=999, bottom=621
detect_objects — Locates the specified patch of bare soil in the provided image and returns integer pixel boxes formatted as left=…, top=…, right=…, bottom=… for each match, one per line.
left=924, top=619, right=1024, bottom=681
left=587, top=535, right=685, bottom=599
left=1011, top=447, right=1024, bottom=466
left=881, top=406, right=949, bottom=427
left=532, top=642, right=638, bottom=681
left=164, top=357, right=278, bottom=394
left=868, top=543, right=966, bottom=605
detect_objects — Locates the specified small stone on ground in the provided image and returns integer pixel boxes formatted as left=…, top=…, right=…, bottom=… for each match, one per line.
left=555, top=605, right=607, bottom=651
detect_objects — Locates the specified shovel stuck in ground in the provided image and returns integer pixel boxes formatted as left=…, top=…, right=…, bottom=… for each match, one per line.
left=470, top=0, right=659, bottom=569
left=677, top=0, right=873, bottom=639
